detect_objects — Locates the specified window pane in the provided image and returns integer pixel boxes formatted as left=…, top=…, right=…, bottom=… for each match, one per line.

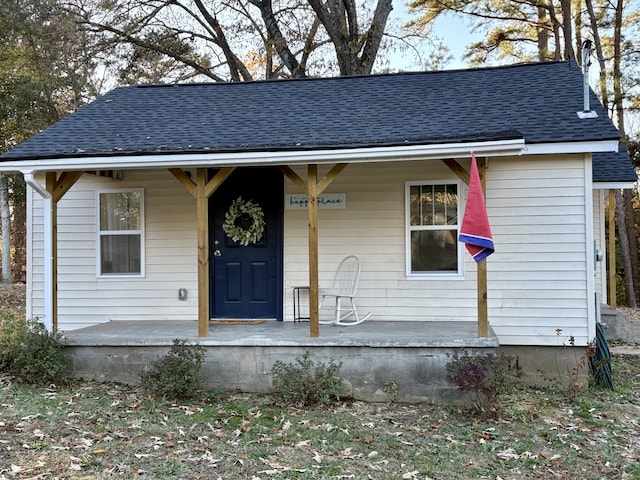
left=101, top=235, right=141, bottom=274
left=100, top=192, right=141, bottom=231
left=433, top=184, right=447, bottom=225
left=446, top=184, right=458, bottom=224
left=409, top=185, right=420, bottom=226
left=410, top=230, right=457, bottom=272
left=421, top=186, right=434, bottom=225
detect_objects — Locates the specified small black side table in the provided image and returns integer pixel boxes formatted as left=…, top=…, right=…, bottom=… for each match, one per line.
left=293, top=286, right=310, bottom=322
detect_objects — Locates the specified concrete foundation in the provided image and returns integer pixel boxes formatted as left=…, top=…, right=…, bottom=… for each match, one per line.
left=499, top=345, right=591, bottom=387
left=64, top=320, right=599, bottom=402
left=64, top=320, right=498, bottom=403
left=601, top=306, right=640, bottom=343
left=68, top=344, right=492, bottom=403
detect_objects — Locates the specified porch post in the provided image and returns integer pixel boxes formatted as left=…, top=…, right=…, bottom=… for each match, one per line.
left=196, top=168, right=210, bottom=337
left=45, top=171, right=83, bottom=334
left=279, top=164, right=347, bottom=337
left=608, top=189, right=617, bottom=308
left=308, top=164, right=320, bottom=337
left=477, top=158, right=489, bottom=338
left=170, top=167, right=235, bottom=337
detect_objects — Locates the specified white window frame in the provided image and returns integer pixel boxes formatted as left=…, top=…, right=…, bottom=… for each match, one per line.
left=96, top=188, right=145, bottom=278
left=405, top=180, right=464, bottom=279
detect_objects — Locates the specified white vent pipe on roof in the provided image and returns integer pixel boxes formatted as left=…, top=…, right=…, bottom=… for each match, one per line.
left=578, top=40, right=598, bottom=119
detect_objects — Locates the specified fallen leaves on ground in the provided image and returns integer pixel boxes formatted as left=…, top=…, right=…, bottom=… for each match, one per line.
left=1, top=362, right=640, bottom=480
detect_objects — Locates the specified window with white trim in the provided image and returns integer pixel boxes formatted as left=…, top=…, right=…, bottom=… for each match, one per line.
left=98, top=189, right=144, bottom=276
left=406, top=181, right=462, bottom=277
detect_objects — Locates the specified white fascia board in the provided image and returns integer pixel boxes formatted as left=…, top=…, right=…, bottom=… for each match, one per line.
left=0, top=139, right=525, bottom=173
left=523, top=139, right=619, bottom=155
left=593, top=182, right=637, bottom=190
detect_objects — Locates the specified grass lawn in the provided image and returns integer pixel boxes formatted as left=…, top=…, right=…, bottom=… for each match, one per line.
left=2, top=285, right=640, bottom=479
left=0, top=354, right=639, bottom=479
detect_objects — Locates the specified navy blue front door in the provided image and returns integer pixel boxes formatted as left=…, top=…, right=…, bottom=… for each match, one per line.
left=210, top=168, right=283, bottom=319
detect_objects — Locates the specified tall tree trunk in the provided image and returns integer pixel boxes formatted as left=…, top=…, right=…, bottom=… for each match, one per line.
left=574, top=0, right=582, bottom=64
left=611, top=0, right=639, bottom=304
left=251, top=0, right=307, bottom=78
left=546, top=5, right=564, bottom=60
left=616, top=189, right=637, bottom=307
left=613, top=0, right=625, bottom=134
left=307, top=0, right=393, bottom=75
left=537, top=6, right=550, bottom=60
left=584, top=0, right=609, bottom=112
left=0, top=174, right=11, bottom=283
left=559, top=0, right=575, bottom=60
left=623, top=191, right=640, bottom=299
left=11, top=202, right=26, bottom=282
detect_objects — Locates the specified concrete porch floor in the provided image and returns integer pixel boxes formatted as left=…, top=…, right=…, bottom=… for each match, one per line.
left=63, top=320, right=499, bottom=348
left=63, top=321, right=499, bottom=403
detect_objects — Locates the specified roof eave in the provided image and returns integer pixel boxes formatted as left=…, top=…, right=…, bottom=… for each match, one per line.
left=524, top=139, right=619, bottom=155
left=0, top=139, right=527, bottom=174
left=594, top=181, right=636, bottom=189
left=0, top=138, right=621, bottom=175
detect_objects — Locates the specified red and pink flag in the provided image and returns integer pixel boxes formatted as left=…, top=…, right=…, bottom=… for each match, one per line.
left=459, top=154, right=494, bottom=262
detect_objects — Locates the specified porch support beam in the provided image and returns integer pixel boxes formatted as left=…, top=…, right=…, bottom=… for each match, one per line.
left=608, top=189, right=617, bottom=308
left=317, top=164, right=347, bottom=194
left=476, top=158, right=489, bottom=338
left=443, top=157, right=489, bottom=338
left=442, top=158, right=470, bottom=186
left=307, top=165, right=320, bottom=337
left=278, top=164, right=347, bottom=196
left=170, top=167, right=235, bottom=337
left=279, top=164, right=347, bottom=337
left=46, top=171, right=83, bottom=333
left=278, top=166, right=308, bottom=194
left=195, top=169, right=209, bottom=337
left=168, top=168, right=196, bottom=197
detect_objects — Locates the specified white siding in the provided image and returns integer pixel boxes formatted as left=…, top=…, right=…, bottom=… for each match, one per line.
left=30, top=171, right=199, bottom=330
left=468, top=156, right=591, bottom=345
left=27, top=155, right=594, bottom=345
left=284, top=156, right=593, bottom=346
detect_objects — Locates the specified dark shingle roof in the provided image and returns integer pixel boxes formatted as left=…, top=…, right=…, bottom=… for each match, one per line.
left=0, top=61, right=621, bottom=162
left=593, top=146, right=637, bottom=183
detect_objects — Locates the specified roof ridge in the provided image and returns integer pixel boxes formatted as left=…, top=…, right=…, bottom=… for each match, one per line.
left=132, top=60, right=575, bottom=90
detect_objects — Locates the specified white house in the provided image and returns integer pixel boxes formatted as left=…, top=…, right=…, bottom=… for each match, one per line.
left=0, top=61, right=636, bottom=396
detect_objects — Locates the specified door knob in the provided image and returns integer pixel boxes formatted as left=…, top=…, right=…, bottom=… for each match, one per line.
left=213, top=249, right=222, bottom=257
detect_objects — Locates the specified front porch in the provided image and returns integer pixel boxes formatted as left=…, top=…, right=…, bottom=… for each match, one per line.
left=63, top=320, right=499, bottom=403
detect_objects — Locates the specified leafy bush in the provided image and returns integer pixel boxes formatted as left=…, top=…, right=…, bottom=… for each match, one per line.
left=269, top=351, right=345, bottom=406
left=0, top=314, right=70, bottom=385
left=446, top=349, right=517, bottom=417
left=140, top=339, right=206, bottom=400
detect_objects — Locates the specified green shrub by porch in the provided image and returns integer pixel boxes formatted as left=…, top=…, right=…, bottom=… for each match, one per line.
left=269, top=351, right=345, bottom=406
left=0, top=315, right=70, bottom=385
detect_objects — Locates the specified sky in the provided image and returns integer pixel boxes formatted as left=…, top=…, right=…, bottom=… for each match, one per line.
left=389, top=0, right=480, bottom=71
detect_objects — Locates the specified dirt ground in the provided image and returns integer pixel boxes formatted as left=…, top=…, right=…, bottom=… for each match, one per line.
left=0, top=283, right=25, bottom=322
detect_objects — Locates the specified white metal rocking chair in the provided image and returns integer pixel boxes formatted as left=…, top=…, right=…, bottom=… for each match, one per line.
left=318, top=255, right=372, bottom=326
